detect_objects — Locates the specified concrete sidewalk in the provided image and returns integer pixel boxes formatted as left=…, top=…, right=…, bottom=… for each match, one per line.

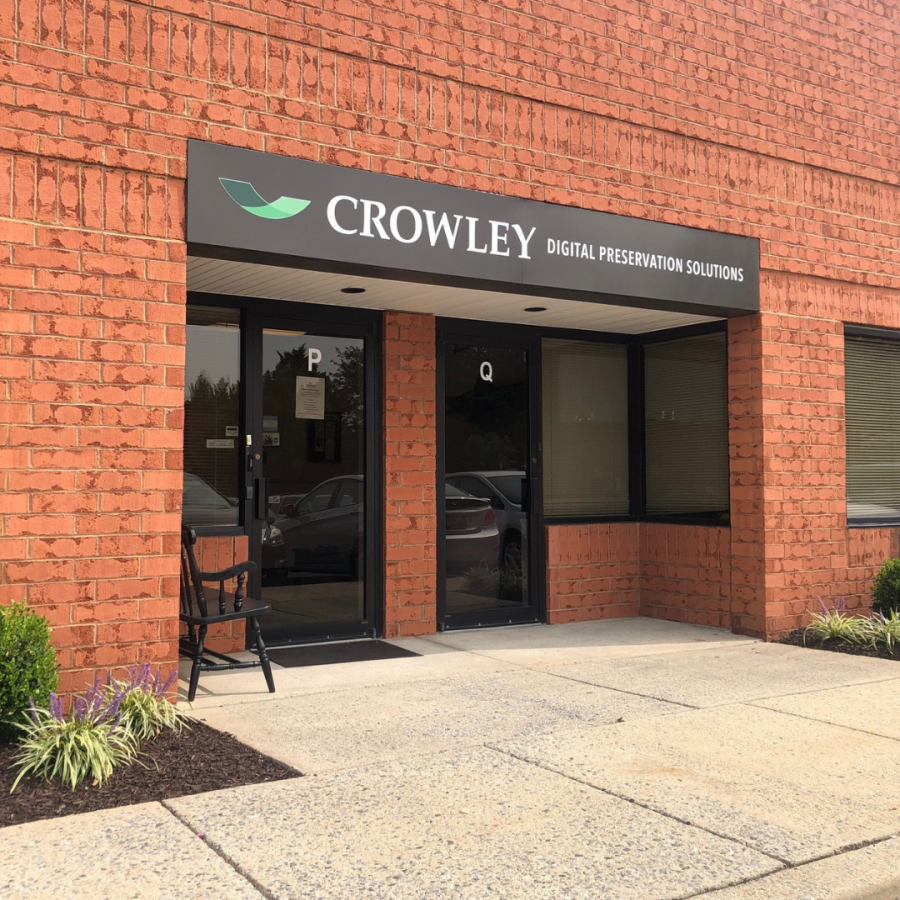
left=3, top=619, right=900, bottom=899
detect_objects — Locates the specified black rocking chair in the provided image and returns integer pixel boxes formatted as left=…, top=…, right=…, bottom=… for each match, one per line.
left=179, top=525, right=276, bottom=702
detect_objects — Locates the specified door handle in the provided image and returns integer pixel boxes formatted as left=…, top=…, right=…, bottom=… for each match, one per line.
left=520, top=477, right=529, bottom=513
left=255, top=477, right=268, bottom=519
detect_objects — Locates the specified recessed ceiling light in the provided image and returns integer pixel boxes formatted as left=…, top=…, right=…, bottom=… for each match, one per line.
left=524, top=306, right=547, bottom=312
left=341, top=287, right=366, bottom=294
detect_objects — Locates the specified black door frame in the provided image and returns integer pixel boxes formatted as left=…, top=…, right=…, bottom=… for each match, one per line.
left=436, top=317, right=546, bottom=630
left=185, top=291, right=384, bottom=645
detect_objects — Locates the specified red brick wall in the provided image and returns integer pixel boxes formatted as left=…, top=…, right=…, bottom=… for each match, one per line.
left=546, top=523, right=639, bottom=623
left=383, top=312, right=438, bottom=637
left=845, top=529, right=900, bottom=613
left=191, top=534, right=249, bottom=653
left=3, top=0, right=900, bottom=678
left=729, top=284, right=852, bottom=637
left=728, top=313, right=767, bottom=636
left=638, top=524, right=731, bottom=628
left=547, top=523, right=730, bottom=628
left=0, top=153, right=185, bottom=693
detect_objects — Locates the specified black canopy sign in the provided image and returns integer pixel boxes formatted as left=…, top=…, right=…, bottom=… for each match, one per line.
left=187, top=141, right=760, bottom=316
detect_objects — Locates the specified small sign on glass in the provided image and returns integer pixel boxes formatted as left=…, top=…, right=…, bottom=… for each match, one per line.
left=296, top=376, right=325, bottom=420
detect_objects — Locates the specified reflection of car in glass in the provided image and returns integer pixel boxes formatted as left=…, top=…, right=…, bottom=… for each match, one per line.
left=273, top=476, right=365, bottom=579
left=269, top=493, right=307, bottom=517
left=182, top=472, right=285, bottom=568
left=446, top=471, right=525, bottom=570
left=181, top=471, right=239, bottom=527
left=271, top=476, right=501, bottom=579
left=444, top=483, right=501, bottom=573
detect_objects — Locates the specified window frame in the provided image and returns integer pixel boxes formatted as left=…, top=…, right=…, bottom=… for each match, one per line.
left=182, top=292, right=382, bottom=539
left=540, top=320, right=730, bottom=527
left=843, top=324, right=900, bottom=528
left=181, top=301, right=247, bottom=539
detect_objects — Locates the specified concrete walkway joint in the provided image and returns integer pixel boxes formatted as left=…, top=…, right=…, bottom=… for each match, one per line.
left=3, top=619, right=899, bottom=900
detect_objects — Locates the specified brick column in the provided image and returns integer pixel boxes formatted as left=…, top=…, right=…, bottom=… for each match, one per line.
left=383, top=312, right=438, bottom=637
left=728, top=275, right=848, bottom=638
left=0, top=154, right=186, bottom=693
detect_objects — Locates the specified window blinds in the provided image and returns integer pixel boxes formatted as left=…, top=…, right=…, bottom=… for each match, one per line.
left=845, top=335, right=900, bottom=521
left=644, top=332, right=729, bottom=516
left=542, top=339, right=629, bottom=516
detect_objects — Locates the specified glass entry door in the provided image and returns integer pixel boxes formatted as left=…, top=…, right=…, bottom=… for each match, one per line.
left=252, top=323, right=370, bottom=643
left=440, top=333, right=542, bottom=629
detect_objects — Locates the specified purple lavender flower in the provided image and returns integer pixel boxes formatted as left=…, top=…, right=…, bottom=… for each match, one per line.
left=86, top=675, right=105, bottom=717
left=106, top=691, right=126, bottom=730
left=157, top=668, right=177, bottom=696
left=49, top=693, right=63, bottom=721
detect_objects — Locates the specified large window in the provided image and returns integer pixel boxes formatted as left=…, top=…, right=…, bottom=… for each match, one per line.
left=542, top=339, right=629, bottom=516
left=845, top=334, right=900, bottom=522
left=182, top=306, right=242, bottom=529
left=541, top=330, right=729, bottom=521
left=644, top=332, right=729, bottom=518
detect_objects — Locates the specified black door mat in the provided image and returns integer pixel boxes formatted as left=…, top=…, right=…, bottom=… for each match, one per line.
left=265, top=641, right=421, bottom=668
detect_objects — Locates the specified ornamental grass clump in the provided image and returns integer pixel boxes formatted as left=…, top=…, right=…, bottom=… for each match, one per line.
left=11, top=678, right=137, bottom=791
left=0, top=602, right=58, bottom=743
left=860, top=609, right=900, bottom=654
left=110, top=663, right=189, bottom=742
left=803, top=597, right=868, bottom=645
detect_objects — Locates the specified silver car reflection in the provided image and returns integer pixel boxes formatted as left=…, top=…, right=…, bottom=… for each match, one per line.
left=446, top=471, right=525, bottom=570
left=271, top=476, right=500, bottom=577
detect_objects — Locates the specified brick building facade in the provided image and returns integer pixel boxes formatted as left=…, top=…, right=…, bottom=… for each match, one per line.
left=2, top=0, right=898, bottom=693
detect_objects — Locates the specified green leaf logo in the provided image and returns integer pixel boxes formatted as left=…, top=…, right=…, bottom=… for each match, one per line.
left=219, top=178, right=310, bottom=219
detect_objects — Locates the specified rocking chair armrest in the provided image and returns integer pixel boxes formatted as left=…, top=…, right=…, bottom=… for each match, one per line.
left=198, top=560, right=258, bottom=582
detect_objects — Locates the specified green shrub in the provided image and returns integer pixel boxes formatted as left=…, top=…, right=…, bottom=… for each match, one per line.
left=872, top=558, right=900, bottom=616
left=803, top=597, right=867, bottom=644
left=0, top=602, right=58, bottom=742
left=463, top=565, right=500, bottom=598
left=111, top=663, right=189, bottom=741
left=463, top=565, right=526, bottom=600
left=12, top=679, right=137, bottom=791
left=498, top=565, right=526, bottom=600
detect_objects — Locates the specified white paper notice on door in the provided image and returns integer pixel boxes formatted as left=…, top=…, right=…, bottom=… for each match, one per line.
left=295, top=376, right=325, bottom=420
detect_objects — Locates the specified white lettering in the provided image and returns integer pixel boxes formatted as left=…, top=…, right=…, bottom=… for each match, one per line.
left=424, top=210, right=464, bottom=249
left=326, top=195, right=358, bottom=235
left=388, top=205, right=422, bottom=244
left=490, top=220, right=510, bottom=256
left=360, top=199, right=390, bottom=240
left=511, top=224, right=537, bottom=259
left=466, top=216, right=488, bottom=253
left=480, top=361, right=493, bottom=382
left=308, top=348, right=322, bottom=370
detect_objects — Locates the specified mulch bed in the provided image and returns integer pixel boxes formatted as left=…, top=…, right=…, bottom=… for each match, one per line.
left=0, top=720, right=299, bottom=829
left=780, top=629, right=900, bottom=661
